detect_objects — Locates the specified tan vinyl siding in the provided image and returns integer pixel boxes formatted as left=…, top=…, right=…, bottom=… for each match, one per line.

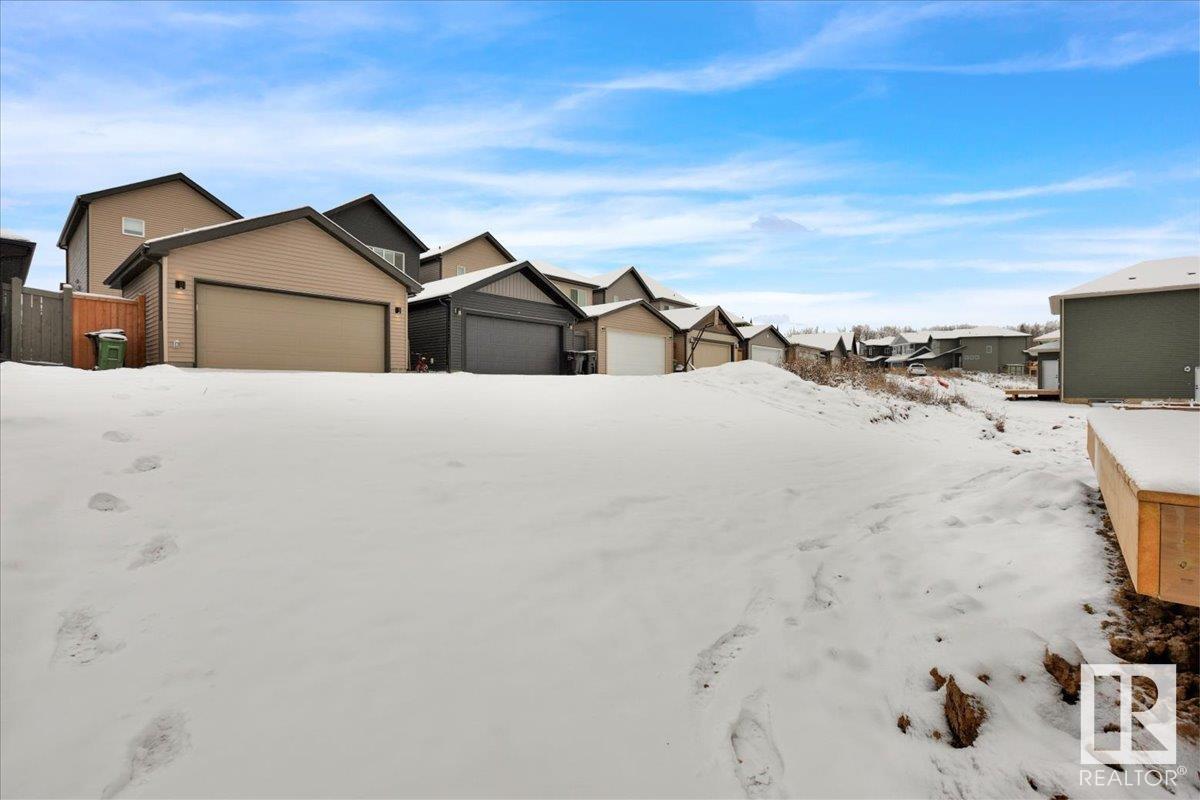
left=479, top=272, right=555, bottom=304
left=66, top=215, right=89, bottom=291
left=595, top=304, right=672, bottom=374
left=88, top=180, right=237, bottom=295
left=675, top=328, right=739, bottom=370
left=440, top=237, right=510, bottom=279
left=123, top=262, right=162, bottom=364
left=605, top=272, right=652, bottom=303
left=551, top=280, right=593, bottom=306
left=162, top=218, right=409, bottom=371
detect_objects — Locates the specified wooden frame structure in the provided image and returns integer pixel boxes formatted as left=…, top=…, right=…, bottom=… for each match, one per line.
left=1087, top=410, right=1200, bottom=606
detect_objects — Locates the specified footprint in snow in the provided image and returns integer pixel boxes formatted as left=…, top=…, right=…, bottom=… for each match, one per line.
left=692, top=624, right=757, bottom=696
left=134, top=409, right=164, bottom=418
left=53, top=608, right=123, bottom=665
left=804, top=564, right=837, bottom=611
left=102, top=430, right=133, bottom=443
left=89, top=493, right=129, bottom=512
left=102, top=711, right=190, bottom=799
left=731, top=697, right=786, bottom=799
left=129, top=535, right=178, bottom=569
left=128, top=455, right=162, bottom=473
left=445, top=459, right=466, bottom=468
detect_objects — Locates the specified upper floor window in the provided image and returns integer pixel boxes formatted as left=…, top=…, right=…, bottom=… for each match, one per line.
left=456, top=266, right=467, bottom=276
left=570, top=288, right=588, bottom=305
left=122, top=217, right=145, bottom=237
left=369, top=246, right=404, bottom=270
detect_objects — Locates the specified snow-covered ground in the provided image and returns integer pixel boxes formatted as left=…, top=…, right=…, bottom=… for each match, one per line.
left=0, top=362, right=1182, bottom=798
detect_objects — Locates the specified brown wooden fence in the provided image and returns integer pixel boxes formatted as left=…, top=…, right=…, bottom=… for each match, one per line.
left=2, top=278, right=145, bottom=369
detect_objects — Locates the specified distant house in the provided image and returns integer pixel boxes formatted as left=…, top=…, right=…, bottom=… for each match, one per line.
left=530, top=260, right=600, bottom=309
left=573, top=299, right=677, bottom=375
left=407, top=261, right=585, bottom=374
left=418, top=231, right=515, bottom=285
left=0, top=231, right=36, bottom=283
left=660, top=305, right=743, bottom=370
left=738, top=324, right=790, bottom=365
left=591, top=265, right=695, bottom=311
left=788, top=332, right=849, bottom=365
left=1049, top=256, right=1200, bottom=402
left=57, top=173, right=241, bottom=296
left=324, top=194, right=427, bottom=281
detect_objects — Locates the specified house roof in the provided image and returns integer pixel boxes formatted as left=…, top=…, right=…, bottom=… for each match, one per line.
left=839, top=331, right=856, bottom=351
left=419, top=231, right=515, bottom=264
left=57, top=173, right=240, bottom=249
left=591, top=265, right=695, bottom=306
left=578, top=299, right=679, bottom=330
left=0, top=231, right=36, bottom=283
left=788, top=332, right=845, bottom=352
left=529, top=260, right=599, bottom=288
left=1026, top=341, right=1060, bottom=355
left=909, top=345, right=965, bottom=361
left=862, top=335, right=899, bottom=347
left=897, top=330, right=933, bottom=344
left=104, top=207, right=421, bottom=293
left=739, top=324, right=789, bottom=347
left=408, top=260, right=585, bottom=319
left=1048, top=256, right=1200, bottom=314
left=929, top=326, right=1029, bottom=339
left=660, top=304, right=744, bottom=337
left=324, top=194, right=428, bottom=252
left=1034, top=330, right=1060, bottom=342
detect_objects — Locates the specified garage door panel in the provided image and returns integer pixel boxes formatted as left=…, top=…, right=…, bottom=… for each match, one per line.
left=606, top=329, right=666, bottom=375
left=197, top=283, right=385, bottom=372
left=692, top=340, right=733, bottom=369
left=751, top=345, right=784, bottom=366
left=464, top=315, right=560, bottom=374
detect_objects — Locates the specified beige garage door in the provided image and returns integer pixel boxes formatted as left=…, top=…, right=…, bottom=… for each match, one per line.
left=691, top=339, right=733, bottom=369
left=197, top=283, right=385, bottom=372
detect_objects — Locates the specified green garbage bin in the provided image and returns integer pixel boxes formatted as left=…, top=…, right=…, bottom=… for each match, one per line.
left=87, top=330, right=128, bottom=370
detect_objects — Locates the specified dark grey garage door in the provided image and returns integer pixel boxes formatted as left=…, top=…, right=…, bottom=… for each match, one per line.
left=464, top=314, right=561, bottom=374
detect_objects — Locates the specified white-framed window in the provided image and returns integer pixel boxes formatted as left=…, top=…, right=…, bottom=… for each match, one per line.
left=122, top=217, right=145, bottom=237
left=456, top=266, right=467, bottom=276
left=369, top=246, right=404, bottom=270
left=571, top=288, right=588, bottom=305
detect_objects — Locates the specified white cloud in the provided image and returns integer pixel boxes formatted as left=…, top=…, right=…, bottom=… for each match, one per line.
left=931, top=173, right=1133, bottom=205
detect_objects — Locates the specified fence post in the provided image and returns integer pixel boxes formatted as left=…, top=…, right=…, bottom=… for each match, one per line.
left=9, top=278, right=22, bottom=363
left=61, top=284, right=74, bottom=368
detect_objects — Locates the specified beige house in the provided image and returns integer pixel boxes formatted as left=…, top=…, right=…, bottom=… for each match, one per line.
left=737, top=324, right=790, bottom=366
left=530, top=260, right=600, bottom=309
left=788, top=332, right=850, bottom=366
left=660, top=305, right=744, bottom=370
left=58, top=173, right=241, bottom=297
left=591, top=265, right=695, bottom=311
left=573, top=300, right=678, bottom=375
left=104, top=207, right=421, bottom=372
left=417, top=231, right=515, bottom=285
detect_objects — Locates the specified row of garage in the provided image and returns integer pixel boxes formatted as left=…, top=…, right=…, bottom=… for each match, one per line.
left=105, top=206, right=790, bottom=376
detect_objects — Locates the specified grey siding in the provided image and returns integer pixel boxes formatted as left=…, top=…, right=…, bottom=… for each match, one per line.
left=325, top=202, right=423, bottom=279
left=418, top=258, right=441, bottom=285
left=408, top=301, right=450, bottom=371
left=998, top=337, right=1029, bottom=370
left=66, top=216, right=88, bottom=291
left=1062, top=289, right=1200, bottom=401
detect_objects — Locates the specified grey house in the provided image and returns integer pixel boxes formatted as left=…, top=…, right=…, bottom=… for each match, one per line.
left=408, top=261, right=585, bottom=374
left=874, top=327, right=1029, bottom=372
left=1049, top=256, right=1200, bottom=402
left=325, top=194, right=427, bottom=281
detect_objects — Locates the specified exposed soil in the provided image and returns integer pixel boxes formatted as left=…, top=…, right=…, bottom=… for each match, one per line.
left=1093, top=503, right=1200, bottom=741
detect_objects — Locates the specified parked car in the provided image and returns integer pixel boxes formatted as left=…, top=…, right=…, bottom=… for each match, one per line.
left=907, top=363, right=928, bottom=376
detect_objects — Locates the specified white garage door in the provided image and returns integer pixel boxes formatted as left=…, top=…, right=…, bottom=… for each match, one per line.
left=751, top=345, right=784, bottom=366
left=196, top=283, right=386, bottom=372
left=606, top=329, right=664, bottom=375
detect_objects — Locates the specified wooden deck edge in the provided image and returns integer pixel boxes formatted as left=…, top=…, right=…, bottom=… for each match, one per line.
left=1136, top=490, right=1200, bottom=507
left=1137, top=500, right=1161, bottom=597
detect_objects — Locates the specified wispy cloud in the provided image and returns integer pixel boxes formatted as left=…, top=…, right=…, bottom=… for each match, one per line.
left=931, top=172, right=1134, bottom=205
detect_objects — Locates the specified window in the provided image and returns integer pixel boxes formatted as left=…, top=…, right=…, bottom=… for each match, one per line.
left=369, top=246, right=404, bottom=270
left=571, top=288, right=588, bottom=305
left=455, top=266, right=467, bottom=276
left=122, top=217, right=145, bottom=237
left=985, top=345, right=993, bottom=354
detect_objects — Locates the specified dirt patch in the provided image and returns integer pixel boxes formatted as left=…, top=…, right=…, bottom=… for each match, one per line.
left=1093, top=505, right=1200, bottom=739
left=944, top=675, right=988, bottom=748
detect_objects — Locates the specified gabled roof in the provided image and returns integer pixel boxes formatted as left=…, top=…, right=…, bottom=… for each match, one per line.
left=929, top=326, right=1029, bottom=339
left=1034, top=330, right=1060, bottom=342
left=578, top=299, right=679, bottom=330
left=104, top=207, right=421, bottom=293
left=408, top=260, right=585, bottom=319
left=739, top=324, right=789, bottom=347
left=591, top=265, right=695, bottom=306
left=419, top=231, right=515, bottom=264
left=897, top=330, right=933, bottom=345
left=909, top=345, right=965, bottom=361
left=1025, top=341, right=1060, bottom=355
left=788, top=332, right=846, bottom=353
left=839, top=331, right=856, bottom=352
left=57, top=173, right=240, bottom=249
left=660, top=304, right=744, bottom=337
left=1049, top=256, right=1199, bottom=314
left=529, top=260, right=599, bottom=288
left=861, top=335, right=899, bottom=347
left=324, top=194, right=428, bottom=252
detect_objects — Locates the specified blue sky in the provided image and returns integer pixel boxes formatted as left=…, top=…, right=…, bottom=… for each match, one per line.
left=1, top=0, right=1196, bottom=327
